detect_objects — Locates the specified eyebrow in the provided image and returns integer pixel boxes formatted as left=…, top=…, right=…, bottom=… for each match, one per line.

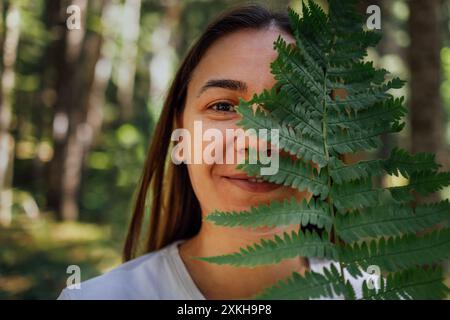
left=197, top=79, right=248, bottom=97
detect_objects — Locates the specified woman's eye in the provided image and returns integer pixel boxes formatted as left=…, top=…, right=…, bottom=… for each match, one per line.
left=209, top=101, right=236, bottom=113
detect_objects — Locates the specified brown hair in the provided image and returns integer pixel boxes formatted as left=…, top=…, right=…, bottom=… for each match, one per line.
left=123, top=4, right=293, bottom=261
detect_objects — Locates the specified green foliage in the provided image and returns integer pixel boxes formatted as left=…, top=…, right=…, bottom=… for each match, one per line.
left=254, top=264, right=353, bottom=300
left=195, top=229, right=337, bottom=267
left=362, top=267, right=449, bottom=300
left=206, top=198, right=333, bottom=231
left=196, top=0, right=450, bottom=299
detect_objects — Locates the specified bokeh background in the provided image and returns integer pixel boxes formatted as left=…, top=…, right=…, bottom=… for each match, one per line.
left=0, top=0, right=449, bottom=299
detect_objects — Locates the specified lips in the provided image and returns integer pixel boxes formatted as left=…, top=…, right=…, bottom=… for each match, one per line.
left=222, top=173, right=281, bottom=193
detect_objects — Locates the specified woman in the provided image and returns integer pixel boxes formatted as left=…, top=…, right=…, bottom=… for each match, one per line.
left=58, top=4, right=365, bottom=300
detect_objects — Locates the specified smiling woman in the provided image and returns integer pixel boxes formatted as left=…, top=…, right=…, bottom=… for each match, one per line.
left=57, top=4, right=364, bottom=300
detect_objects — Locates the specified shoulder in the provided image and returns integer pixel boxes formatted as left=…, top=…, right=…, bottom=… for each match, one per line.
left=57, top=242, right=180, bottom=300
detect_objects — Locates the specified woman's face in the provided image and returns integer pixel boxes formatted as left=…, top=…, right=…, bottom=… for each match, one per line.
left=181, top=26, right=312, bottom=216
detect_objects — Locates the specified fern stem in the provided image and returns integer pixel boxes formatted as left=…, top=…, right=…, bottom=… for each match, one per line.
left=321, top=69, right=348, bottom=298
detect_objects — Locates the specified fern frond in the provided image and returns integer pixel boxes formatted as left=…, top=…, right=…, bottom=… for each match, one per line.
left=336, top=200, right=450, bottom=242
left=205, top=198, right=332, bottom=231
left=288, top=4, right=329, bottom=70
left=254, top=264, right=347, bottom=300
left=329, top=157, right=384, bottom=184
left=244, top=88, right=323, bottom=136
left=236, top=104, right=328, bottom=167
left=198, top=0, right=450, bottom=300
left=328, top=0, right=381, bottom=64
left=271, top=37, right=325, bottom=117
left=389, top=171, right=450, bottom=201
left=362, top=267, right=449, bottom=300
left=327, top=97, right=406, bottom=132
left=341, top=230, right=450, bottom=276
left=328, top=78, right=404, bottom=113
left=275, top=36, right=325, bottom=90
left=331, top=179, right=384, bottom=212
left=384, top=148, right=441, bottom=178
left=193, top=230, right=337, bottom=267
left=328, top=122, right=402, bottom=155
left=328, top=61, right=388, bottom=88
left=329, top=147, right=441, bottom=185
left=237, top=156, right=329, bottom=198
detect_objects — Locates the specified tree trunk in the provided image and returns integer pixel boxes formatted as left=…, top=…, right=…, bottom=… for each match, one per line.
left=408, top=0, right=447, bottom=202
left=46, top=0, right=84, bottom=221
left=46, top=0, right=105, bottom=220
left=116, top=0, right=142, bottom=121
left=0, top=3, right=20, bottom=226
left=148, top=0, right=181, bottom=121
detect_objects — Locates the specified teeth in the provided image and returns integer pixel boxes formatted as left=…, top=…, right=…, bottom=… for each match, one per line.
left=248, top=178, right=265, bottom=183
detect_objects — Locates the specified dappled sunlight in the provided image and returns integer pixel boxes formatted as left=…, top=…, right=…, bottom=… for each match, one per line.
left=382, top=173, right=409, bottom=188
left=0, top=215, right=121, bottom=299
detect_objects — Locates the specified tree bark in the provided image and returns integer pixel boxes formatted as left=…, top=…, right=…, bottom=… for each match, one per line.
left=148, top=0, right=181, bottom=121
left=0, top=3, right=20, bottom=226
left=46, top=0, right=105, bottom=220
left=116, top=0, right=142, bottom=121
left=408, top=0, right=447, bottom=167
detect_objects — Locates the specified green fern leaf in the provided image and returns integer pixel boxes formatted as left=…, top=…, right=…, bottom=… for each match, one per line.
left=329, top=147, right=440, bottom=185
left=237, top=155, right=329, bottom=198
left=362, top=267, right=449, bottom=300
left=327, top=97, right=406, bottom=132
left=197, top=0, right=450, bottom=300
left=384, top=148, right=441, bottom=178
left=205, top=198, right=332, bottom=231
left=331, top=179, right=384, bottom=212
left=329, top=157, right=384, bottom=184
left=389, top=171, right=450, bottom=201
left=192, top=230, right=337, bottom=267
left=254, top=264, right=347, bottom=300
left=341, top=230, right=450, bottom=276
left=236, top=104, right=328, bottom=167
left=336, top=200, right=450, bottom=242
left=328, top=123, right=402, bottom=155
left=249, top=88, right=323, bottom=136
left=328, top=78, right=404, bottom=113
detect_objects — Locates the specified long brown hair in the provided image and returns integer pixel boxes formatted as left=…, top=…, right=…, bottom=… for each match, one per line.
left=123, top=4, right=293, bottom=261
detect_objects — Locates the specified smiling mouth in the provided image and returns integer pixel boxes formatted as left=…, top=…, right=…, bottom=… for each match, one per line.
left=222, top=174, right=281, bottom=193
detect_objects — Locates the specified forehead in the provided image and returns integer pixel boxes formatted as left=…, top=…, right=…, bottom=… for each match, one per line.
left=187, top=26, right=295, bottom=95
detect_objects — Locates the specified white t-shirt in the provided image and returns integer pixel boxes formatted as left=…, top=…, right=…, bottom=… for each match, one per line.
left=57, top=238, right=368, bottom=300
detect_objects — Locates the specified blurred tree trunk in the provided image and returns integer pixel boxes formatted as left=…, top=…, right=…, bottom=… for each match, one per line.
left=46, top=0, right=105, bottom=220
left=46, top=0, right=84, bottom=221
left=117, top=0, right=141, bottom=121
left=84, top=1, right=117, bottom=153
left=148, top=0, right=181, bottom=120
left=408, top=0, right=447, bottom=201
left=372, top=0, right=403, bottom=160
left=0, top=2, right=4, bottom=54
left=0, top=3, right=20, bottom=226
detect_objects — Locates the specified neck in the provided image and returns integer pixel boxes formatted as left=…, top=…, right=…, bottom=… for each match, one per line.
left=178, top=220, right=309, bottom=300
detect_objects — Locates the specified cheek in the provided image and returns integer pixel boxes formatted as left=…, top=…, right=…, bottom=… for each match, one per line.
left=186, top=163, right=211, bottom=190
left=183, top=120, right=237, bottom=213
left=186, top=162, right=226, bottom=215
